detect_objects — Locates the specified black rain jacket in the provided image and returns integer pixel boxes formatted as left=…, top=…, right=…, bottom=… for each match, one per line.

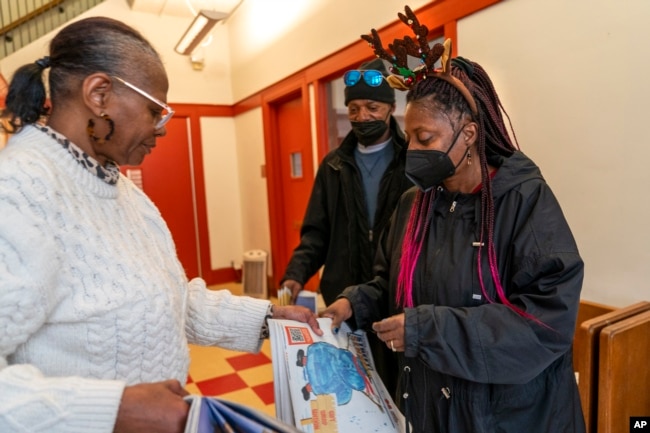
left=281, top=116, right=411, bottom=306
left=343, top=151, right=586, bottom=433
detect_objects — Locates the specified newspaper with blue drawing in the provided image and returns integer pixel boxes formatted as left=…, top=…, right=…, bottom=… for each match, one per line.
left=269, top=317, right=405, bottom=433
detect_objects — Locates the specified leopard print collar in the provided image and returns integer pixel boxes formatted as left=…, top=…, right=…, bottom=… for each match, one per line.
left=36, top=125, right=120, bottom=185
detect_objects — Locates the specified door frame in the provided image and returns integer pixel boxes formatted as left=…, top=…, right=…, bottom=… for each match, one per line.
left=162, top=103, right=239, bottom=285
left=262, top=75, right=314, bottom=290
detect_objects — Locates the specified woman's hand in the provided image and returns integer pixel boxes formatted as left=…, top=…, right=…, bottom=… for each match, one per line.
left=273, top=304, right=323, bottom=336
left=372, top=313, right=405, bottom=352
left=320, top=298, right=353, bottom=332
left=114, top=380, right=190, bottom=433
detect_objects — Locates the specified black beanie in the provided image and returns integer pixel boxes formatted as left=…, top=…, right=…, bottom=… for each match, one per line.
left=344, top=58, right=395, bottom=106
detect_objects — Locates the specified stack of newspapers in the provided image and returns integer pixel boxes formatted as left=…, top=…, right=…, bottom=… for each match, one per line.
left=269, top=317, right=405, bottom=433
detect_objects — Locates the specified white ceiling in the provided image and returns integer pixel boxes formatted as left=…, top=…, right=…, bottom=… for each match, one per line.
left=127, top=0, right=243, bottom=18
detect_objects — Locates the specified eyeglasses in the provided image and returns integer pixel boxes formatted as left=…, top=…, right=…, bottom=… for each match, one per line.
left=111, top=76, right=175, bottom=129
left=343, top=69, right=387, bottom=87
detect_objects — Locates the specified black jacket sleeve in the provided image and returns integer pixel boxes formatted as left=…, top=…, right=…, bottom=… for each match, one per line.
left=280, top=161, right=332, bottom=285
left=341, top=197, right=408, bottom=331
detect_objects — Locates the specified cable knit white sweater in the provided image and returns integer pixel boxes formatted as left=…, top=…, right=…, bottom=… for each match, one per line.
left=0, top=125, right=271, bottom=432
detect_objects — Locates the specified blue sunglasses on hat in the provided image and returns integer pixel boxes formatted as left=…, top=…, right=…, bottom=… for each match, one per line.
left=343, top=69, right=387, bottom=87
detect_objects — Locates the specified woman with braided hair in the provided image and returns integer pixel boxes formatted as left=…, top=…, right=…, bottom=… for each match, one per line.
left=322, top=10, right=585, bottom=431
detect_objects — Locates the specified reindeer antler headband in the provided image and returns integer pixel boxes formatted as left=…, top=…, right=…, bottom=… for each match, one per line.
left=360, top=5, right=478, bottom=115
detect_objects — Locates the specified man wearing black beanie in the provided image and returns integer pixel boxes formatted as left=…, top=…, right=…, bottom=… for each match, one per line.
left=344, top=58, right=396, bottom=106
left=280, top=57, right=411, bottom=394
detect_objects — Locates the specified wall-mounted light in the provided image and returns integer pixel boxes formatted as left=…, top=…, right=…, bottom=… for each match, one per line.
left=174, top=9, right=228, bottom=56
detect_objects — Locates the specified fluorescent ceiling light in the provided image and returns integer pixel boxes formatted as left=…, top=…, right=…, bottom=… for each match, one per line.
left=175, top=10, right=228, bottom=55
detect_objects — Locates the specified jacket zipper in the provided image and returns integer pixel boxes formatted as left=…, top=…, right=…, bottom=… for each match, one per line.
left=403, top=365, right=412, bottom=433
left=449, top=200, right=457, bottom=212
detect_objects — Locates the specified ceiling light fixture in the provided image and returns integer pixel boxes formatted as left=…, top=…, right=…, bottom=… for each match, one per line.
left=174, top=9, right=228, bottom=56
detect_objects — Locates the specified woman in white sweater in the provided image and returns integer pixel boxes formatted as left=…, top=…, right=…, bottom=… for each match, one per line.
left=0, top=17, right=320, bottom=433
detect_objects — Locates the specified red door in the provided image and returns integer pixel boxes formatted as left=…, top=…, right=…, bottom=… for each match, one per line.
left=275, top=95, right=319, bottom=292
left=121, top=116, right=199, bottom=278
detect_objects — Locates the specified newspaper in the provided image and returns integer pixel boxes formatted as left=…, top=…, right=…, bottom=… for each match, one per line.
left=183, top=394, right=302, bottom=433
left=269, top=318, right=405, bottom=433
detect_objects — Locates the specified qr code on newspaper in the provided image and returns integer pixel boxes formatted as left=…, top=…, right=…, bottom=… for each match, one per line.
left=284, top=326, right=314, bottom=346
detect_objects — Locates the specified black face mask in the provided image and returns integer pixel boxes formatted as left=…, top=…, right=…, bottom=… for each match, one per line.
left=405, top=127, right=465, bottom=191
left=350, top=118, right=389, bottom=145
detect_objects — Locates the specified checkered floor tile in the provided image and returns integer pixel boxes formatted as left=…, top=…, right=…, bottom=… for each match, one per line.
left=184, top=338, right=276, bottom=417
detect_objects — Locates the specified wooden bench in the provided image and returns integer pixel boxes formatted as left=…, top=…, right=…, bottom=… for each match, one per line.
left=597, top=309, right=650, bottom=433
left=573, top=300, right=616, bottom=379
left=574, top=301, right=650, bottom=433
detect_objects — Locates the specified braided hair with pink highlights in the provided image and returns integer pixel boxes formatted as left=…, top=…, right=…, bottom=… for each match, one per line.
left=396, top=59, right=544, bottom=324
